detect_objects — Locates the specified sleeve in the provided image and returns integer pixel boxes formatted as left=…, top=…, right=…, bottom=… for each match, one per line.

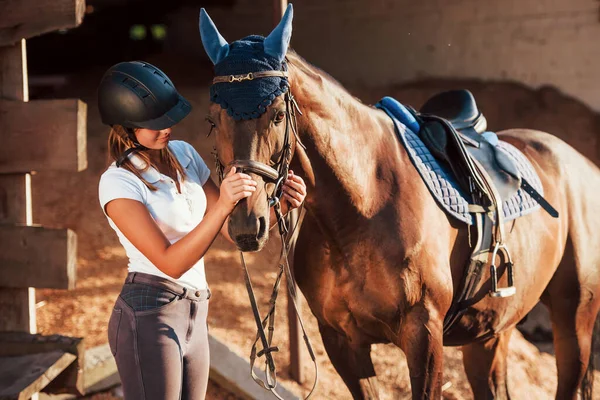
left=184, top=142, right=212, bottom=185
left=98, top=169, right=145, bottom=216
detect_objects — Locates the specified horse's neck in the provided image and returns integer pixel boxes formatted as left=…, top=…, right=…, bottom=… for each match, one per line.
left=289, top=61, right=400, bottom=222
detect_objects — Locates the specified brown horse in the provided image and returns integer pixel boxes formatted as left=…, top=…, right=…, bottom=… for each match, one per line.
left=202, top=18, right=600, bottom=400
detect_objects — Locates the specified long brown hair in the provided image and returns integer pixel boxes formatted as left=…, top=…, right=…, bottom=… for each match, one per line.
left=108, top=125, right=186, bottom=191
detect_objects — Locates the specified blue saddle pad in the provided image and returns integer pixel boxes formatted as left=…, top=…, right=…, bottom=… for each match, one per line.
left=376, top=97, right=542, bottom=225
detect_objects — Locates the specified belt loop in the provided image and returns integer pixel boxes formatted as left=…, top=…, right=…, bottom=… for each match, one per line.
left=125, top=272, right=136, bottom=284
left=207, top=288, right=212, bottom=300
left=180, top=287, right=187, bottom=299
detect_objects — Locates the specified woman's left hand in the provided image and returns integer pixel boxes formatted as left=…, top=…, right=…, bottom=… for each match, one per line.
left=282, top=170, right=306, bottom=210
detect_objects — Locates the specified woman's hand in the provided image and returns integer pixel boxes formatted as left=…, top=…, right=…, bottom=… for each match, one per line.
left=217, top=167, right=257, bottom=213
left=281, top=170, right=306, bottom=210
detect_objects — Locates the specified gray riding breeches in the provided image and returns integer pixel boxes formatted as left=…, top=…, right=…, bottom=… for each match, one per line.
left=108, top=272, right=211, bottom=400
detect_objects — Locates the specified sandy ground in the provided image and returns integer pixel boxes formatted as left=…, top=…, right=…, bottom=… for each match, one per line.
left=30, top=58, right=600, bottom=399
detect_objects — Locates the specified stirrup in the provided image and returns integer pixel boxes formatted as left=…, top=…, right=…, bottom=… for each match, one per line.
left=489, top=242, right=516, bottom=298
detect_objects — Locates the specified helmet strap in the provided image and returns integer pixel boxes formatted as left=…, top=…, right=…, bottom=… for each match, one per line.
left=116, top=127, right=149, bottom=168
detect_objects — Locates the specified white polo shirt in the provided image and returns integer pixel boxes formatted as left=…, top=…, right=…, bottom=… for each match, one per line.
left=98, top=140, right=212, bottom=290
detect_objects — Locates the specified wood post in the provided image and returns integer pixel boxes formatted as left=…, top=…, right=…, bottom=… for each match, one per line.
left=0, top=3, right=86, bottom=397
left=271, top=0, right=306, bottom=385
left=273, top=0, right=288, bottom=27
left=0, top=40, right=36, bottom=334
left=286, top=207, right=305, bottom=384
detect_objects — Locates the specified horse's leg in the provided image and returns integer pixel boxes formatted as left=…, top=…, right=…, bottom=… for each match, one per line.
left=541, top=237, right=600, bottom=400
left=461, top=329, right=513, bottom=399
left=541, top=287, right=599, bottom=400
left=397, top=305, right=444, bottom=400
left=318, top=323, right=380, bottom=399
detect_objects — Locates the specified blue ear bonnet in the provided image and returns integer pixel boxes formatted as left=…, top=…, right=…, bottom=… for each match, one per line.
left=210, top=36, right=289, bottom=121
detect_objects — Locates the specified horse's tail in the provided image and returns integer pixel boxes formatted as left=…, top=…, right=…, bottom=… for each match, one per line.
left=582, top=311, right=600, bottom=400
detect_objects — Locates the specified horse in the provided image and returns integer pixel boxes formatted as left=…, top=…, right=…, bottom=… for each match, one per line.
left=199, top=5, right=600, bottom=399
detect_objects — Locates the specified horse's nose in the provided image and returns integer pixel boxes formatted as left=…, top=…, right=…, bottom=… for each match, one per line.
left=231, top=215, right=267, bottom=252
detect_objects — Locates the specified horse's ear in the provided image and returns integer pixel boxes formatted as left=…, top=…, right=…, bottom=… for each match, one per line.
left=264, top=4, right=293, bottom=63
left=199, top=8, right=230, bottom=65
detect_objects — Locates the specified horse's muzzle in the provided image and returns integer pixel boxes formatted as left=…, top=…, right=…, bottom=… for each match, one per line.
left=229, top=215, right=268, bottom=252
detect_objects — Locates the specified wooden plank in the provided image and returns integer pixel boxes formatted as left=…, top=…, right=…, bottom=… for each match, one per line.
left=0, top=351, right=76, bottom=400
left=5, top=343, right=116, bottom=399
left=80, top=343, right=118, bottom=395
left=0, top=0, right=86, bottom=47
left=0, top=225, right=76, bottom=289
left=208, top=334, right=300, bottom=400
left=0, top=333, right=84, bottom=396
left=35, top=337, right=301, bottom=399
left=0, top=99, right=87, bottom=173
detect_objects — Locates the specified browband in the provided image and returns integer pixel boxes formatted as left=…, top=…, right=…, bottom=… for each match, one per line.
left=212, top=71, right=288, bottom=84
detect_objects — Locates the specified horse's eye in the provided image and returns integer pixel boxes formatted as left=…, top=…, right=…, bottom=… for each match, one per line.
left=205, top=116, right=216, bottom=127
left=205, top=116, right=216, bottom=137
left=275, top=111, right=286, bottom=123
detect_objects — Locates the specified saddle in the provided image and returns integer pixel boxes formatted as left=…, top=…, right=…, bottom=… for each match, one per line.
left=377, top=91, right=558, bottom=335
left=419, top=90, right=521, bottom=203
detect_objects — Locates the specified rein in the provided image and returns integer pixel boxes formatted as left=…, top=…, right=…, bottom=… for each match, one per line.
left=212, top=75, right=317, bottom=399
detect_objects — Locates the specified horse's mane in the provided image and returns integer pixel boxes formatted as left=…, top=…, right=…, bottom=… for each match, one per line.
left=286, top=50, right=364, bottom=105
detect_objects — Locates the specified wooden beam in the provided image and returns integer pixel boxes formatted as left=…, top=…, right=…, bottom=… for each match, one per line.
left=0, top=289, right=35, bottom=333
left=0, top=0, right=86, bottom=47
left=0, top=174, right=31, bottom=224
left=0, top=332, right=84, bottom=396
left=0, top=40, right=27, bottom=101
left=0, top=351, right=76, bottom=400
left=208, top=334, right=300, bottom=400
left=0, top=225, right=76, bottom=290
left=0, top=99, right=87, bottom=173
left=81, top=343, right=118, bottom=395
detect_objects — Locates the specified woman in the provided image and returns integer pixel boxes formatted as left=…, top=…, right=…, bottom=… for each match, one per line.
left=97, top=61, right=306, bottom=399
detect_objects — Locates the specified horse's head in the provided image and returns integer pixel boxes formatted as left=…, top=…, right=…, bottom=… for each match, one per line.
left=200, top=5, right=297, bottom=252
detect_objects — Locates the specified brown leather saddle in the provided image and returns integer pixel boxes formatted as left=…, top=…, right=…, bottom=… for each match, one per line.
left=418, top=90, right=521, bottom=203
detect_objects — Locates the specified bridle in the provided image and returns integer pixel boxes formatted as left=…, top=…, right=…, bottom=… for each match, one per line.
left=211, top=68, right=317, bottom=399
left=212, top=70, right=305, bottom=208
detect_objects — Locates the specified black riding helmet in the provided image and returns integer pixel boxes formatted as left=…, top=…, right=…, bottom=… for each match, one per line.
left=98, top=61, right=192, bottom=166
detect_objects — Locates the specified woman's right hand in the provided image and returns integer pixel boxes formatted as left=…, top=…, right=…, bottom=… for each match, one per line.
left=217, top=167, right=257, bottom=214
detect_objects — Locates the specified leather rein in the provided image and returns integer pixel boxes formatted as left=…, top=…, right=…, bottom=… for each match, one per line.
left=212, top=70, right=317, bottom=399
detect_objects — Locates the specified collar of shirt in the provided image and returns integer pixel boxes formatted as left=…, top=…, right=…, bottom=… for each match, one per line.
left=127, top=145, right=192, bottom=184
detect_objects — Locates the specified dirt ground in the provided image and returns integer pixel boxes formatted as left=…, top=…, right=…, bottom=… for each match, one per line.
left=36, top=234, right=600, bottom=400
left=31, top=57, right=600, bottom=399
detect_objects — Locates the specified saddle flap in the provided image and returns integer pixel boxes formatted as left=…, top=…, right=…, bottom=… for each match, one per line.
left=419, top=122, right=449, bottom=162
left=418, top=117, right=522, bottom=202
left=469, top=141, right=521, bottom=201
left=419, top=119, right=473, bottom=192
